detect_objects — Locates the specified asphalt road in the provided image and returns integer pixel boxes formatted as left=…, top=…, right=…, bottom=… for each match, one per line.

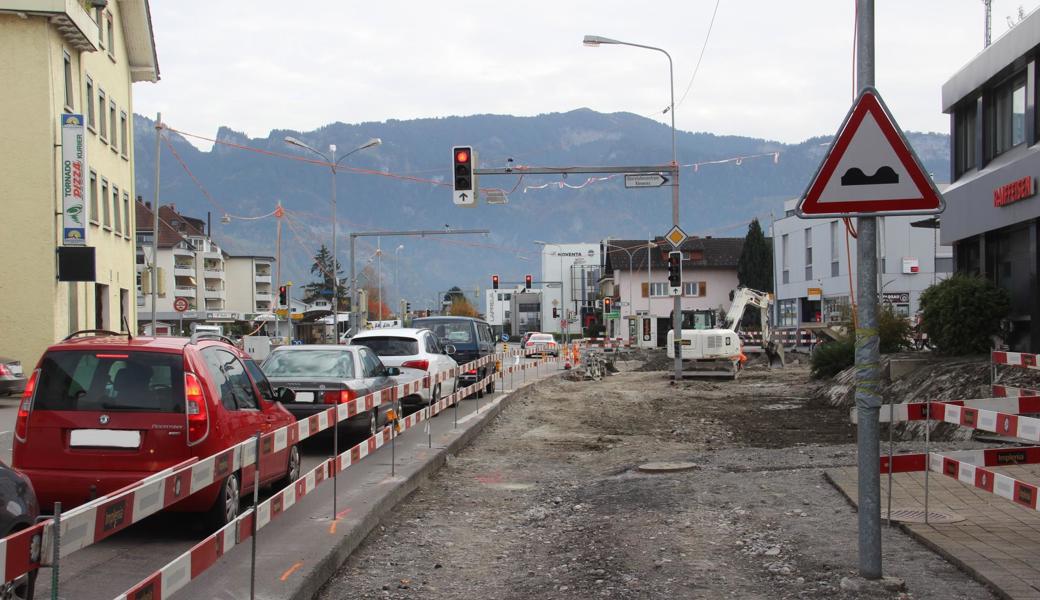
left=33, top=355, right=551, bottom=600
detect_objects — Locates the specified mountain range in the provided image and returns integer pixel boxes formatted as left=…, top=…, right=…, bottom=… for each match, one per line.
left=132, top=110, right=950, bottom=309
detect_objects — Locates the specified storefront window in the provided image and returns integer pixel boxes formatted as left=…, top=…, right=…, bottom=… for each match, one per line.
left=823, top=296, right=851, bottom=323
left=985, top=74, right=1026, bottom=161
left=778, top=299, right=797, bottom=328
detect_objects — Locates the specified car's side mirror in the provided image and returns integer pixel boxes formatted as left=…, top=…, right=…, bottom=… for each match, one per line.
left=385, top=366, right=401, bottom=377
left=274, top=387, right=295, bottom=404
left=443, top=344, right=457, bottom=355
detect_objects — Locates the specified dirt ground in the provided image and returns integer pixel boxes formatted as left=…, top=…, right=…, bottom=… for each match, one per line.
left=318, top=357, right=995, bottom=600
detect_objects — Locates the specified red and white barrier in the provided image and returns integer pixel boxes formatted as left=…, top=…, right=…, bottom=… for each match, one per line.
left=992, top=351, right=1040, bottom=370
left=0, top=349, right=548, bottom=590
left=992, top=384, right=1040, bottom=398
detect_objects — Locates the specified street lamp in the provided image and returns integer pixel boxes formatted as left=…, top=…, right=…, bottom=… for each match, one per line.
left=584, top=34, right=681, bottom=380
left=284, top=135, right=381, bottom=342
left=534, top=240, right=568, bottom=346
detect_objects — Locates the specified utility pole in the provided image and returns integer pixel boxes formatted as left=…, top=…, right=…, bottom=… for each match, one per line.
left=983, top=0, right=992, bottom=47
left=275, top=202, right=283, bottom=341
left=150, top=112, right=161, bottom=335
left=855, top=0, right=882, bottom=580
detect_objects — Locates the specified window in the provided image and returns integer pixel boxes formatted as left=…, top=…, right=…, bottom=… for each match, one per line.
left=781, top=233, right=789, bottom=284
left=263, top=349, right=355, bottom=378
left=424, top=334, right=440, bottom=354
left=98, top=89, right=107, bottom=140
left=648, top=282, right=669, bottom=297
left=88, top=170, right=98, bottom=223
left=85, top=76, right=95, bottom=131
left=96, top=8, right=105, bottom=48
left=954, top=102, right=977, bottom=177
left=34, top=351, right=184, bottom=413
left=683, top=281, right=706, bottom=297
left=354, top=336, right=419, bottom=356
left=778, top=299, right=798, bottom=327
left=119, top=289, right=128, bottom=331
left=243, top=359, right=275, bottom=403
left=202, top=348, right=259, bottom=411
left=830, top=221, right=840, bottom=277
left=112, top=186, right=121, bottom=234
left=360, top=348, right=384, bottom=377
left=101, top=179, right=110, bottom=228
left=106, top=11, right=115, bottom=59
left=109, top=101, right=117, bottom=150
left=804, top=228, right=813, bottom=280
left=985, top=74, right=1026, bottom=160
left=518, top=303, right=540, bottom=312
left=62, top=51, right=74, bottom=110
left=122, top=192, right=130, bottom=236
left=120, top=111, right=128, bottom=158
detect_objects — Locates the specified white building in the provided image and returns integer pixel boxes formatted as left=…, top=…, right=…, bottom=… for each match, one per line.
left=485, top=287, right=521, bottom=333
left=772, top=198, right=952, bottom=327
left=135, top=202, right=275, bottom=330
left=601, top=237, right=744, bottom=347
left=538, top=243, right=601, bottom=335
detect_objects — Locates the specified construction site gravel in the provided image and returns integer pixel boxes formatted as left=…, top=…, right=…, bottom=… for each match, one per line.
left=318, top=356, right=996, bottom=599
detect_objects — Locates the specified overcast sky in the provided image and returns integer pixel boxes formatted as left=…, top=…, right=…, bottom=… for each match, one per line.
left=135, top=1, right=1040, bottom=149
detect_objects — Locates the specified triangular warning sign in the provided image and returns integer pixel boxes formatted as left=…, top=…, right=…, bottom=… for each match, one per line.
left=797, top=87, right=944, bottom=217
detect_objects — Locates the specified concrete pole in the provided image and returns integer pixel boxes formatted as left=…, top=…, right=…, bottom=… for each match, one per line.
left=350, top=234, right=357, bottom=336
left=855, top=0, right=883, bottom=580
left=665, top=50, right=684, bottom=382
left=330, top=145, right=338, bottom=344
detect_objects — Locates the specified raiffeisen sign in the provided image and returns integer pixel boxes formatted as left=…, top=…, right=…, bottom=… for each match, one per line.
left=993, top=176, right=1035, bottom=208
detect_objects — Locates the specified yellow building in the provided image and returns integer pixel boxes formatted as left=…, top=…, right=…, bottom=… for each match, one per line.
left=0, top=1, right=159, bottom=369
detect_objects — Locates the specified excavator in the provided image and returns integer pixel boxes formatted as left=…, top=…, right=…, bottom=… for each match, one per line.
left=666, top=287, right=785, bottom=380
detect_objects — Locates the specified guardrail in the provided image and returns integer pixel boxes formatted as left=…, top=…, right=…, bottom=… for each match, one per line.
left=0, top=349, right=556, bottom=598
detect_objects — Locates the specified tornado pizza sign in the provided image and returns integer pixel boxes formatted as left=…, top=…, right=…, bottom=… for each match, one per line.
left=61, top=114, right=87, bottom=246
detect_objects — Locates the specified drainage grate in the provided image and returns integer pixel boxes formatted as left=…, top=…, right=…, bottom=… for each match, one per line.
left=886, top=509, right=965, bottom=524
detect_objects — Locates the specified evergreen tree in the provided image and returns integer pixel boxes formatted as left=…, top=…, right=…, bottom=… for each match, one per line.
left=737, top=219, right=773, bottom=293
left=303, top=244, right=347, bottom=308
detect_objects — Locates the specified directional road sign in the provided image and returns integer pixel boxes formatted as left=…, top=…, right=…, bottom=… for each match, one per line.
left=453, top=190, right=476, bottom=207
left=625, top=173, right=669, bottom=188
left=797, top=87, right=944, bottom=218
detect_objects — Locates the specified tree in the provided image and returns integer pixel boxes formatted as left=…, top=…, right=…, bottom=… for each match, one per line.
left=737, top=218, right=773, bottom=293
left=360, top=265, right=391, bottom=320
left=919, top=274, right=1010, bottom=355
left=303, top=244, right=347, bottom=309
left=448, top=297, right=479, bottom=317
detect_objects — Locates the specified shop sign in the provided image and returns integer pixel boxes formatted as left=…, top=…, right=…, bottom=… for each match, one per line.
left=993, top=176, right=1035, bottom=207
left=807, top=287, right=822, bottom=301
left=901, top=257, right=920, bottom=274
left=61, top=114, right=87, bottom=246
left=882, top=292, right=910, bottom=304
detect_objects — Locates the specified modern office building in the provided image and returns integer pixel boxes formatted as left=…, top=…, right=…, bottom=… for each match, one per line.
left=941, top=10, right=1040, bottom=351
left=538, top=243, right=601, bottom=336
left=773, top=199, right=952, bottom=328
left=0, top=0, right=158, bottom=367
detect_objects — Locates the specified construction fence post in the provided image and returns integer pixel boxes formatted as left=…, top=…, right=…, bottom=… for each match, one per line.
left=50, top=502, right=62, bottom=600
left=249, top=431, right=261, bottom=600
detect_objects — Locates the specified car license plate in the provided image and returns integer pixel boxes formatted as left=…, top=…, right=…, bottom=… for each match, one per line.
left=10, top=366, right=21, bottom=377
left=295, top=391, right=314, bottom=403
left=70, top=429, right=141, bottom=448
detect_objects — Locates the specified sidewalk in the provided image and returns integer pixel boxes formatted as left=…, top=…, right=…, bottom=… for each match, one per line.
left=827, top=464, right=1040, bottom=600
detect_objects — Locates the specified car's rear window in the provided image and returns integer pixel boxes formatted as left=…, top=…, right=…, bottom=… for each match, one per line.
left=262, top=350, right=355, bottom=378
left=34, top=350, right=185, bottom=412
left=531, top=335, right=554, bottom=342
left=414, top=320, right=475, bottom=345
left=354, top=337, right=419, bottom=356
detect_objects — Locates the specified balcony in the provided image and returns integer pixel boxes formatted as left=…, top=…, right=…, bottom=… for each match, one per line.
left=256, top=292, right=273, bottom=301
left=203, top=269, right=225, bottom=280
left=173, top=247, right=194, bottom=257
left=256, top=301, right=273, bottom=312
left=204, top=298, right=225, bottom=310
left=202, top=251, right=224, bottom=261
left=255, top=275, right=272, bottom=284
left=204, top=288, right=226, bottom=300
left=174, top=286, right=196, bottom=298
left=174, top=266, right=195, bottom=277
left=0, top=1, right=100, bottom=51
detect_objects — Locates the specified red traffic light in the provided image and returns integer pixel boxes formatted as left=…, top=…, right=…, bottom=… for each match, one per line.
left=455, top=149, right=470, bottom=164
left=525, top=274, right=532, bottom=289
left=492, top=274, right=500, bottom=290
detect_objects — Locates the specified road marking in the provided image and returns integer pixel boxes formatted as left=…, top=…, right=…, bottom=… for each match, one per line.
left=280, top=562, right=304, bottom=581
left=329, top=507, right=352, bottom=534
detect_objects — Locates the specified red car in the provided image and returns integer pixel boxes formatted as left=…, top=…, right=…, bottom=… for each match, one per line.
left=12, top=331, right=300, bottom=527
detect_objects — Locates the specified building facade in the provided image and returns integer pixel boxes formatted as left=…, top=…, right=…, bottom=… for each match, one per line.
left=601, top=237, right=744, bottom=348
left=136, top=202, right=275, bottom=332
left=774, top=199, right=952, bottom=328
left=538, top=243, right=601, bottom=336
left=941, top=11, right=1040, bottom=351
left=485, top=287, right=519, bottom=336
left=0, top=0, right=158, bottom=367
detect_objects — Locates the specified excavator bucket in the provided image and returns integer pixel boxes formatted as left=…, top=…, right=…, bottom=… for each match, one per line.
left=765, top=338, right=786, bottom=369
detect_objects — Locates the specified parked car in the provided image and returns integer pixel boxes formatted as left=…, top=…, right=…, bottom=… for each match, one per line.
left=350, top=328, right=459, bottom=408
left=0, top=461, right=39, bottom=599
left=412, top=316, right=497, bottom=398
left=0, top=356, right=27, bottom=397
left=525, top=333, right=559, bottom=357
left=12, top=331, right=300, bottom=529
left=261, top=345, right=399, bottom=435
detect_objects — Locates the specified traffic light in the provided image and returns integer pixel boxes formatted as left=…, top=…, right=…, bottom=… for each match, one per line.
left=667, top=251, right=682, bottom=289
left=525, top=274, right=532, bottom=290
left=452, top=146, right=477, bottom=206
left=492, top=274, right=500, bottom=290
left=553, top=307, right=559, bottom=319
left=406, top=301, right=411, bottom=313
left=278, top=285, right=288, bottom=306
left=604, top=297, right=612, bottom=312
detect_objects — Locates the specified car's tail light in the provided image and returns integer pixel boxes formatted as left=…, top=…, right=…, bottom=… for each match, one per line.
left=0, top=363, right=10, bottom=377
left=465, top=369, right=477, bottom=375
left=324, top=389, right=357, bottom=404
left=185, top=372, right=209, bottom=445
left=525, top=342, right=533, bottom=347
left=401, top=359, right=429, bottom=371
left=14, top=369, right=38, bottom=443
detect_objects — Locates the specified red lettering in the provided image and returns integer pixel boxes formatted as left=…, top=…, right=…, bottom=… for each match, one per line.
left=994, top=176, right=1035, bottom=207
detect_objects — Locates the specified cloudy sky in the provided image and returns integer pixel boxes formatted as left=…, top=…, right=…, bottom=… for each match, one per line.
left=135, top=1, right=1040, bottom=148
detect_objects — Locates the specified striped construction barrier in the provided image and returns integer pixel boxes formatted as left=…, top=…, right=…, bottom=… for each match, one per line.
left=993, top=384, right=1040, bottom=398
left=0, top=349, right=548, bottom=593
left=992, top=351, right=1040, bottom=370
left=852, top=396, right=1040, bottom=424
left=113, top=360, right=528, bottom=600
